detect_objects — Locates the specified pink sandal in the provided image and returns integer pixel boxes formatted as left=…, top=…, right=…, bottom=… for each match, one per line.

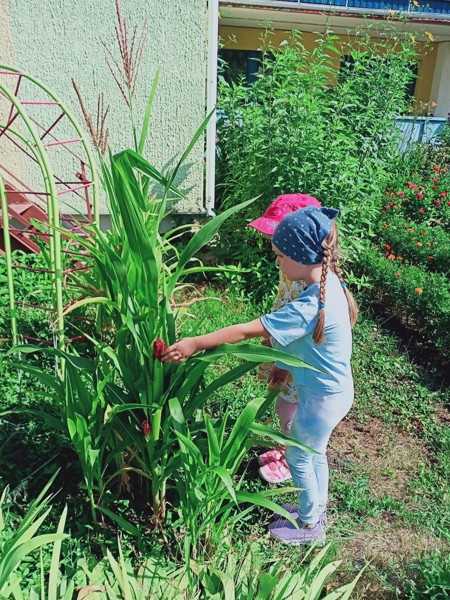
left=258, top=458, right=292, bottom=483
left=257, top=447, right=285, bottom=467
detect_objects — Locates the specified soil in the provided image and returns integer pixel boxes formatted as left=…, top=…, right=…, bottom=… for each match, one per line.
left=328, top=415, right=450, bottom=598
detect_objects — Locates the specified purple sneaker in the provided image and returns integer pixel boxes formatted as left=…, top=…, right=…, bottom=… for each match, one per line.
left=272, top=504, right=328, bottom=526
left=268, top=517, right=326, bottom=546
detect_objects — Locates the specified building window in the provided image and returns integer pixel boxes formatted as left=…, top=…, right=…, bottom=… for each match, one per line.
left=219, top=49, right=262, bottom=84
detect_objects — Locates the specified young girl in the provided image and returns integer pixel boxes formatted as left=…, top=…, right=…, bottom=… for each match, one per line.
left=162, top=206, right=358, bottom=545
left=248, top=193, right=321, bottom=484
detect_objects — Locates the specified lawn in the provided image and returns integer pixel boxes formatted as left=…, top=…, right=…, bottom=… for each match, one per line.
left=1, top=274, right=449, bottom=598
left=178, top=288, right=450, bottom=598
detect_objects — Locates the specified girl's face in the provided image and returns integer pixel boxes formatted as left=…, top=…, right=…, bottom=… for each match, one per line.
left=272, top=244, right=306, bottom=281
left=272, top=244, right=322, bottom=284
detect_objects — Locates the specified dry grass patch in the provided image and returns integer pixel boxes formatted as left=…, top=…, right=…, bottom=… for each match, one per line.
left=332, top=516, right=449, bottom=600
left=329, top=416, right=428, bottom=502
left=343, top=515, right=447, bottom=566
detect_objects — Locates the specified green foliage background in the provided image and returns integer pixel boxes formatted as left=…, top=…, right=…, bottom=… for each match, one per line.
left=215, top=27, right=418, bottom=298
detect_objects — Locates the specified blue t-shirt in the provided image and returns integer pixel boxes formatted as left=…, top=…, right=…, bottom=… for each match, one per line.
left=261, top=273, right=353, bottom=394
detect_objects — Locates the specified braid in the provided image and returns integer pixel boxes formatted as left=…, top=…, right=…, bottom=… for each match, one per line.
left=313, top=224, right=359, bottom=345
left=313, top=244, right=330, bottom=345
left=327, top=224, right=359, bottom=328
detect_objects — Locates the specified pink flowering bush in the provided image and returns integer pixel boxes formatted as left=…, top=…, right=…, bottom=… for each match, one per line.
left=377, top=214, right=450, bottom=276
left=383, top=163, right=450, bottom=231
left=358, top=149, right=450, bottom=359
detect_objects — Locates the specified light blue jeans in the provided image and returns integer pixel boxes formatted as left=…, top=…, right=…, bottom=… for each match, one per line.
left=285, top=387, right=354, bottom=526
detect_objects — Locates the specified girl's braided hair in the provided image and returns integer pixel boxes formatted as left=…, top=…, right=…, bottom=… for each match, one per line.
left=312, top=222, right=359, bottom=345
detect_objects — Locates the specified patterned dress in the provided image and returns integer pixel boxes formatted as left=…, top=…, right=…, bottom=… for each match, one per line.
left=258, top=273, right=306, bottom=403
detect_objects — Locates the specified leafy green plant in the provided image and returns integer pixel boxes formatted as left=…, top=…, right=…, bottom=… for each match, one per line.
left=398, top=551, right=450, bottom=600
left=215, top=26, right=419, bottom=298
left=8, top=141, right=317, bottom=551
left=191, top=541, right=366, bottom=600
left=357, top=245, right=450, bottom=359
left=378, top=215, right=450, bottom=276
left=383, top=164, right=450, bottom=231
left=0, top=473, right=66, bottom=598
left=169, top=393, right=310, bottom=559
left=359, top=149, right=450, bottom=360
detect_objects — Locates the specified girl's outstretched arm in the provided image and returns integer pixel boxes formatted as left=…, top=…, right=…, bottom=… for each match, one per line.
left=161, top=318, right=268, bottom=363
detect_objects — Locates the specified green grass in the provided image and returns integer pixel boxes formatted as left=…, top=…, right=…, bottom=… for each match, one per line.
left=180, top=288, right=450, bottom=597
left=1, top=285, right=449, bottom=597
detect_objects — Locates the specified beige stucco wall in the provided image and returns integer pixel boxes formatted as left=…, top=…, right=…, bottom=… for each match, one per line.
left=0, top=0, right=208, bottom=214
left=0, top=0, right=29, bottom=194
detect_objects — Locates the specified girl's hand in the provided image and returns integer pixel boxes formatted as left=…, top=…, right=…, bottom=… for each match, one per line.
left=261, top=336, right=272, bottom=348
left=161, top=338, right=197, bottom=362
left=268, top=366, right=289, bottom=390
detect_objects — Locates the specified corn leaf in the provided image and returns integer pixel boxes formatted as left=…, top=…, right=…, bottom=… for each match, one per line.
left=138, top=68, right=160, bottom=155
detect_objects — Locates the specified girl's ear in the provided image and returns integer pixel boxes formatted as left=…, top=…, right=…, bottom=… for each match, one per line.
left=321, top=207, right=339, bottom=219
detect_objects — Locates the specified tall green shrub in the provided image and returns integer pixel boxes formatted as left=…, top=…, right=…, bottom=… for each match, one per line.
left=8, top=144, right=315, bottom=558
left=216, top=27, right=419, bottom=298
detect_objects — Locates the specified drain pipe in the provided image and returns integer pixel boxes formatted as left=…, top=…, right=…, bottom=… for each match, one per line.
left=205, top=0, right=219, bottom=217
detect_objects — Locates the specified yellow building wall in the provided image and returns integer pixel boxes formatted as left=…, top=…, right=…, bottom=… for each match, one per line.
left=219, top=25, right=437, bottom=105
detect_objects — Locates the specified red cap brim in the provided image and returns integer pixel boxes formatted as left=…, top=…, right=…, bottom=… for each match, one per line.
left=247, top=217, right=281, bottom=235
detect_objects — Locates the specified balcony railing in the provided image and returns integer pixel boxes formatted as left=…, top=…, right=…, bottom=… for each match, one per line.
left=254, top=0, right=450, bottom=15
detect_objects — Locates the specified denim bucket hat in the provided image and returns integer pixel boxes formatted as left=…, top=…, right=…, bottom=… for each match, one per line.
left=272, top=206, right=339, bottom=265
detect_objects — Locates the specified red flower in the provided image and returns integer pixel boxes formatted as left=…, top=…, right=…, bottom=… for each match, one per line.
left=416, top=193, right=424, bottom=199
left=434, top=200, right=441, bottom=206
left=433, top=166, right=440, bottom=172
left=142, top=419, right=151, bottom=436
left=440, top=192, right=447, bottom=198
left=397, top=192, right=405, bottom=198
left=384, top=244, right=391, bottom=250
left=441, top=169, right=447, bottom=174
left=418, top=209, right=425, bottom=214
left=428, top=256, right=434, bottom=261
left=447, top=201, right=450, bottom=206
left=433, top=178, right=439, bottom=183
left=388, top=201, right=394, bottom=206
left=414, top=288, right=423, bottom=295
left=433, top=186, right=437, bottom=190
left=153, top=338, right=167, bottom=360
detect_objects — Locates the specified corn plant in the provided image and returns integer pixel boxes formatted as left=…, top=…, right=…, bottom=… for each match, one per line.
left=81, top=538, right=366, bottom=600
left=170, top=394, right=310, bottom=560
left=196, top=542, right=366, bottom=600
left=9, top=130, right=316, bottom=536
